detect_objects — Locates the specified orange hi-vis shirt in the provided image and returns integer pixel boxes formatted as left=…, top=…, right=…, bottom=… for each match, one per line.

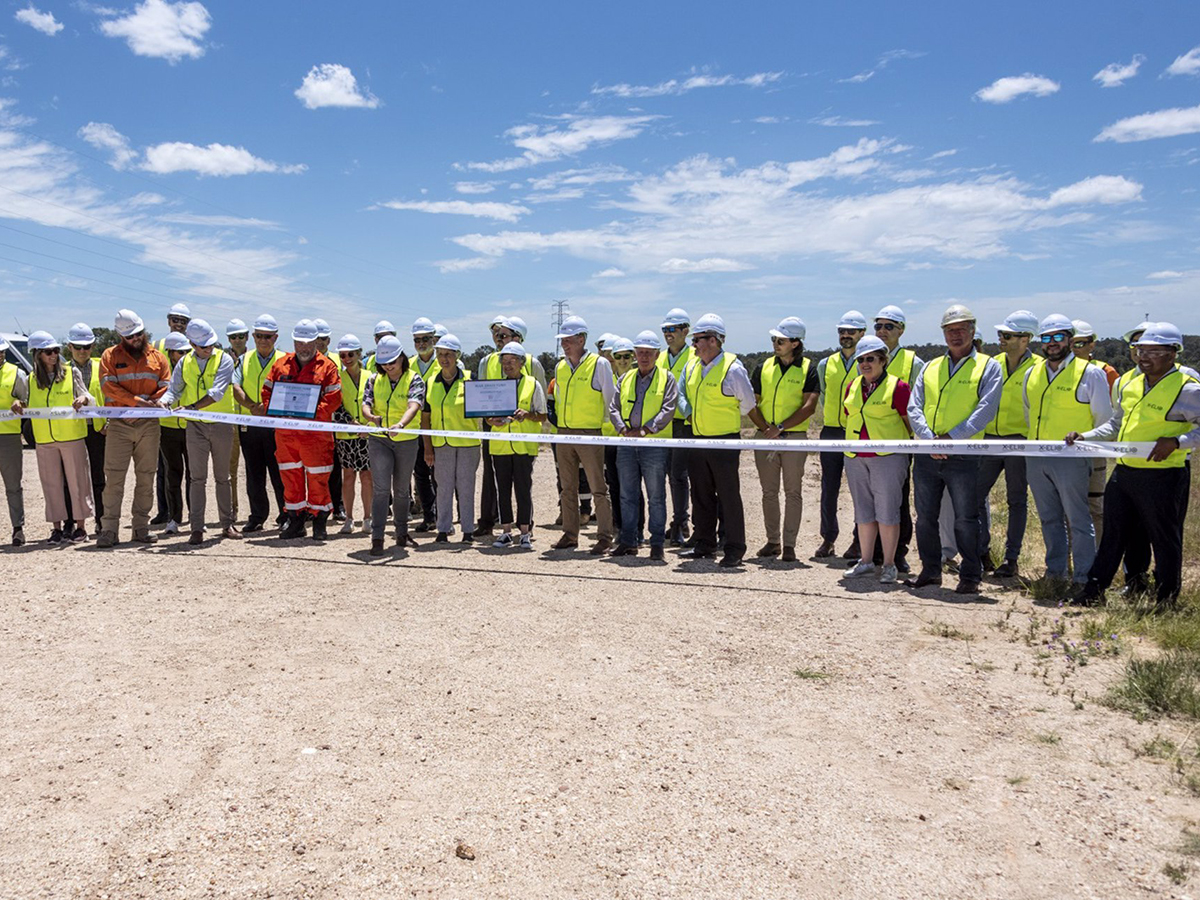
left=99, top=342, right=170, bottom=406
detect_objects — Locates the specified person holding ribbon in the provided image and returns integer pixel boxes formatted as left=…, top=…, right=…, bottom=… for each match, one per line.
left=64, top=323, right=106, bottom=536
left=333, top=334, right=373, bottom=535
left=488, top=341, right=547, bottom=551
left=161, top=318, right=240, bottom=546
left=231, top=314, right=287, bottom=533
left=361, top=335, right=424, bottom=556
left=421, top=333, right=479, bottom=544
left=9, top=331, right=93, bottom=543
left=157, top=332, right=191, bottom=534
left=0, top=336, right=28, bottom=546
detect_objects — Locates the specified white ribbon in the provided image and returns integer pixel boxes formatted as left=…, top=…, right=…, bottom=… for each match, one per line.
left=0, top=406, right=1156, bottom=458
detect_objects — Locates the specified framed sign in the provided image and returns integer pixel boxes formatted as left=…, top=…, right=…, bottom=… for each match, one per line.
left=464, top=379, right=518, bottom=418
left=266, top=381, right=321, bottom=419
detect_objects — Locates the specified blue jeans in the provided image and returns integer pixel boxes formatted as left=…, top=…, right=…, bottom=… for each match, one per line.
left=616, top=445, right=668, bottom=547
left=914, top=454, right=982, bottom=580
left=1027, top=457, right=1095, bottom=583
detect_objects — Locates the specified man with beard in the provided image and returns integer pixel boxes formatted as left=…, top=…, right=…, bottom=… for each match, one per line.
left=96, top=309, right=171, bottom=548
left=815, top=311, right=868, bottom=560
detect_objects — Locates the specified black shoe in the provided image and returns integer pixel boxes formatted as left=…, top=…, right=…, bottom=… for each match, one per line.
left=280, top=514, right=307, bottom=540
left=781, top=546, right=797, bottom=562
left=982, top=551, right=996, bottom=574
left=275, top=512, right=288, bottom=526
left=435, top=532, right=449, bottom=543
left=681, top=534, right=699, bottom=549
left=47, top=528, right=64, bottom=545
left=610, top=543, right=637, bottom=557
left=370, top=539, right=384, bottom=557
left=333, top=509, right=347, bottom=523
left=396, top=533, right=418, bottom=548
left=649, top=546, right=665, bottom=561
left=70, top=527, right=88, bottom=543
left=678, top=522, right=690, bottom=540
left=842, top=540, right=861, bottom=560
left=244, top=520, right=264, bottom=533
left=942, top=557, right=960, bottom=576
left=912, top=569, right=943, bottom=588
left=757, top=543, right=782, bottom=558
left=994, top=559, right=1019, bottom=578
left=312, top=513, right=329, bottom=541
left=474, top=525, right=494, bottom=539
left=1119, top=576, right=1151, bottom=598
left=12, top=528, right=25, bottom=547
left=414, top=520, right=435, bottom=533
left=718, top=554, right=744, bottom=568
left=680, top=548, right=714, bottom=560
left=955, top=578, right=981, bottom=595
left=896, top=557, right=911, bottom=574
left=1071, top=582, right=1104, bottom=607
left=149, top=513, right=169, bottom=526
left=461, top=532, right=474, bottom=544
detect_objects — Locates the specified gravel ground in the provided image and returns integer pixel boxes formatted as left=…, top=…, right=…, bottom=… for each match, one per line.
left=1, top=443, right=1196, bottom=899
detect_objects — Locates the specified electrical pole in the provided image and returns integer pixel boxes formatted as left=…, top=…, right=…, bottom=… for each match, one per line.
left=550, top=300, right=570, bottom=338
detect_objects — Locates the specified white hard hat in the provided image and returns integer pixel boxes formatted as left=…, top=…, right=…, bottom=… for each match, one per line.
left=373, top=319, right=396, bottom=337
left=597, top=332, right=617, bottom=348
left=940, top=304, right=976, bottom=328
left=500, top=341, right=526, bottom=357
left=874, top=305, right=906, bottom=325
left=490, top=315, right=508, bottom=328
left=1122, top=321, right=1150, bottom=343
left=253, top=313, right=279, bottom=333
left=0, top=337, right=8, bottom=352
left=292, top=319, right=319, bottom=343
left=633, top=329, right=662, bottom=350
left=837, top=310, right=869, bottom=330
left=1038, top=313, right=1075, bottom=336
left=374, top=335, right=404, bottom=365
left=226, top=318, right=248, bottom=337
left=312, top=318, right=332, bottom=338
left=435, top=333, right=462, bottom=353
left=115, top=308, right=145, bottom=337
left=433, top=323, right=448, bottom=338
left=163, top=332, right=190, bottom=352
left=556, top=316, right=588, bottom=339
left=660, top=308, right=690, bottom=328
left=168, top=302, right=191, bottom=320
left=506, top=316, right=529, bottom=340
left=852, top=335, right=889, bottom=360
left=28, top=330, right=60, bottom=351
left=1071, top=320, right=1096, bottom=339
left=185, top=318, right=219, bottom=348
left=995, top=310, right=1039, bottom=335
left=68, top=323, right=96, bottom=345
left=608, top=336, right=635, bottom=354
left=693, top=313, right=726, bottom=337
left=336, top=334, right=362, bottom=353
left=411, top=317, right=435, bottom=336
left=1134, top=322, right=1183, bottom=350
left=769, top=317, right=806, bottom=341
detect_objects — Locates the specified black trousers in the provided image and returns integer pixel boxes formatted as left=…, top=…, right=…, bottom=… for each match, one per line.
left=687, top=435, right=745, bottom=558
left=493, top=453, right=534, bottom=527
left=818, top=425, right=847, bottom=542
left=65, top=427, right=106, bottom=528
left=1088, top=465, right=1188, bottom=602
left=478, top=427, right=497, bottom=530
left=159, top=426, right=190, bottom=523
left=414, top=434, right=437, bottom=523
left=241, top=426, right=285, bottom=526
left=329, top=461, right=343, bottom=514
left=667, top=419, right=692, bottom=527
left=1122, top=459, right=1190, bottom=581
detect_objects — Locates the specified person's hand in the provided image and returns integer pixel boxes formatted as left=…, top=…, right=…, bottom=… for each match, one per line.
left=487, top=416, right=511, bottom=427
left=251, top=402, right=265, bottom=417
left=366, top=413, right=382, bottom=426
left=1148, top=436, right=1180, bottom=462
left=622, top=427, right=643, bottom=438
left=1064, top=431, right=1082, bottom=445
left=762, top=424, right=782, bottom=440
left=424, top=449, right=435, bottom=467
left=134, top=396, right=159, bottom=408
left=930, top=452, right=948, bottom=460
left=9, top=400, right=22, bottom=414
left=72, top=396, right=88, bottom=411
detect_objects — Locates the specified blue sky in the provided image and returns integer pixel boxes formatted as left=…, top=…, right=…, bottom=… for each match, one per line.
left=1, top=0, right=1198, bottom=352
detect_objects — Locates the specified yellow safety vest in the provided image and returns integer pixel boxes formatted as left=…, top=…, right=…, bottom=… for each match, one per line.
left=241, top=348, right=284, bottom=410
left=372, top=369, right=421, bottom=442
left=161, top=355, right=187, bottom=431
left=484, top=352, right=533, bottom=380
left=427, top=371, right=480, bottom=448
left=28, top=373, right=86, bottom=444
left=1116, top=369, right=1195, bottom=469
left=986, top=352, right=1038, bottom=437
left=886, top=348, right=917, bottom=383
left=0, top=363, right=19, bottom=435
left=490, top=375, right=540, bottom=456
left=821, top=352, right=856, bottom=428
left=65, top=360, right=104, bottom=431
left=1024, top=357, right=1095, bottom=441
left=687, top=352, right=742, bottom=437
left=325, top=351, right=343, bottom=373
left=758, top=356, right=812, bottom=432
left=843, top=374, right=908, bottom=457
left=658, top=345, right=693, bottom=420
left=336, top=367, right=369, bottom=440
left=179, top=349, right=235, bottom=422
left=1113, top=366, right=1138, bottom=406
left=617, top=367, right=669, bottom=437
left=921, top=354, right=988, bottom=438
left=555, top=353, right=605, bottom=429
left=364, top=353, right=378, bottom=374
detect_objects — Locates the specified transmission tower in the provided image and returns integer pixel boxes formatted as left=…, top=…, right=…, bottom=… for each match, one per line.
left=550, top=299, right=570, bottom=336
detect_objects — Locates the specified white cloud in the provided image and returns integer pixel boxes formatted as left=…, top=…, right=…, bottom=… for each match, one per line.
left=1093, top=54, right=1144, bottom=87
left=158, top=213, right=281, bottom=229
left=1094, top=104, right=1200, bottom=142
left=527, top=165, right=632, bottom=191
left=810, top=115, right=881, bottom=127
left=464, top=115, right=657, bottom=172
left=840, top=49, right=925, bottom=84
left=658, top=257, right=753, bottom=273
left=15, top=6, right=64, bottom=35
left=753, top=116, right=784, bottom=124
left=927, top=149, right=958, bottom=160
left=974, top=74, right=1060, bottom=103
left=593, top=267, right=625, bottom=278
left=592, top=71, right=781, bottom=98
left=78, top=121, right=138, bottom=170
left=375, top=199, right=530, bottom=223
left=1044, top=175, right=1142, bottom=206
left=99, top=0, right=210, bottom=63
left=434, top=256, right=498, bottom=273
left=1165, top=46, right=1200, bottom=77
left=294, top=63, right=380, bottom=110
left=142, top=142, right=306, bottom=176
left=1148, top=270, right=1187, bottom=279
left=454, top=181, right=496, bottom=194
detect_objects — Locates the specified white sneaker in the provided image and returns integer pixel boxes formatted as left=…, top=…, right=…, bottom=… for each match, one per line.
left=164, top=519, right=179, bottom=534
left=518, top=533, right=533, bottom=550
left=493, top=533, right=513, bottom=548
left=847, top=561, right=876, bottom=577
left=880, top=564, right=898, bottom=584
left=339, top=519, right=354, bottom=534
left=361, top=517, right=371, bottom=534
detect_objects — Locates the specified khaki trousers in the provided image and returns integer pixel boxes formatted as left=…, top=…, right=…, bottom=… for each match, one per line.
left=101, top=418, right=161, bottom=536
left=36, top=440, right=93, bottom=524
left=556, top=431, right=612, bottom=542
left=187, top=421, right=235, bottom=531
left=754, top=441, right=807, bottom=547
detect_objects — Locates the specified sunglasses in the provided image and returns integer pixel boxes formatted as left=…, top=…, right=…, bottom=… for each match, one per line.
left=253, top=332, right=277, bottom=340
left=1038, top=333, right=1069, bottom=344
left=690, top=333, right=719, bottom=345
left=771, top=336, right=798, bottom=344
left=838, top=328, right=864, bottom=337
left=857, top=354, right=883, bottom=365
left=39, top=348, right=61, bottom=355
left=1137, top=347, right=1172, bottom=357
left=413, top=335, right=434, bottom=344
left=874, top=322, right=899, bottom=332
left=997, top=332, right=1027, bottom=340
left=612, top=353, right=634, bottom=361
left=168, top=317, right=189, bottom=326
left=228, top=333, right=249, bottom=340
left=68, top=344, right=92, bottom=351
left=1072, top=339, right=1094, bottom=347
left=662, top=326, right=685, bottom=334
left=338, top=351, right=359, bottom=359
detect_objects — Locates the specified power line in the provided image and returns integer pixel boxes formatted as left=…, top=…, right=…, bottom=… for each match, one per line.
left=550, top=299, right=570, bottom=336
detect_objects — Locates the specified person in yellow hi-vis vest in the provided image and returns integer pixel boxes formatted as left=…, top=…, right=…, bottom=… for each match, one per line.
left=161, top=319, right=241, bottom=546
left=224, top=319, right=249, bottom=526
left=488, top=341, right=548, bottom=551
left=231, top=314, right=287, bottom=532
left=64, top=322, right=107, bottom=535
left=421, top=333, right=479, bottom=544
left=907, top=304, right=1003, bottom=595
left=1068, top=322, right=1200, bottom=609
left=657, top=308, right=694, bottom=546
left=815, top=310, right=868, bottom=560
left=1022, top=314, right=1112, bottom=594
left=150, top=302, right=191, bottom=526
left=9, top=331, right=93, bottom=543
left=0, top=335, right=29, bottom=545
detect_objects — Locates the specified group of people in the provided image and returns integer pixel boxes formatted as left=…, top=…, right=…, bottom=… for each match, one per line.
left=1, top=300, right=1195, bottom=607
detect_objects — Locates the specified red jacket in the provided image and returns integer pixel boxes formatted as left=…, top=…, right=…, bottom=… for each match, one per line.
left=261, top=353, right=342, bottom=422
